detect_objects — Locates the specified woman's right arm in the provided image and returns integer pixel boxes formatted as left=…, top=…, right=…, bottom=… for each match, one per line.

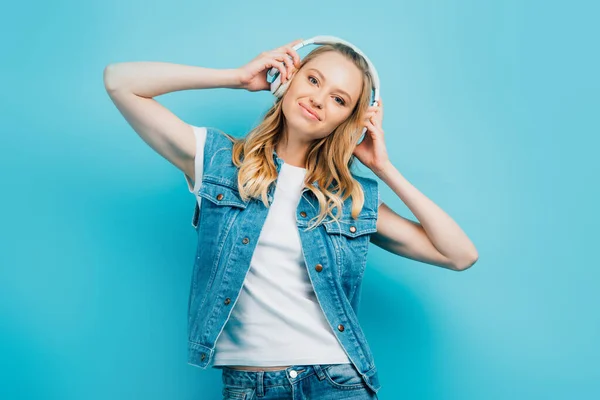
left=103, top=39, right=302, bottom=183
left=103, top=62, right=243, bottom=183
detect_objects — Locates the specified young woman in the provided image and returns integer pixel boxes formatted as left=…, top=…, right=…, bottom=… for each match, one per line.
left=104, top=37, right=478, bottom=400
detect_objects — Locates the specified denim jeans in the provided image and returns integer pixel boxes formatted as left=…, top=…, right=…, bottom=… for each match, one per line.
left=220, top=363, right=379, bottom=399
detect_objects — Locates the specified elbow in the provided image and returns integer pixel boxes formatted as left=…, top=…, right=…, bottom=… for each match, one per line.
left=452, top=252, right=479, bottom=272
left=103, top=64, right=120, bottom=92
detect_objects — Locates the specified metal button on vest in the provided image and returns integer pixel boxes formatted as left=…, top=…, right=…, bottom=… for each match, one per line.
left=349, top=226, right=357, bottom=233
left=201, top=353, right=206, bottom=361
left=337, top=324, right=345, bottom=332
left=242, top=237, right=249, bottom=244
left=224, top=297, right=231, bottom=305
left=216, top=193, right=224, bottom=200
left=315, top=263, right=323, bottom=272
left=290, top=370, right=298, bottom=378
left=300, top=211, right=307, bottom=217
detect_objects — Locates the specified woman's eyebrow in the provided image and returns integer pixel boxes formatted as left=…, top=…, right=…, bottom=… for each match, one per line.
left=307, top=68, right=353, bottom=103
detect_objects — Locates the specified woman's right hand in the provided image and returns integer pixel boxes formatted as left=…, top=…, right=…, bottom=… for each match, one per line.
left=237, top=39, right=304, bottom=92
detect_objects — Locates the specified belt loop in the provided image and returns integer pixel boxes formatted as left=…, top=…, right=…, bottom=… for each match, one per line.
left=256, top=371, right=265, bottom=397
left=313, top=364, right=327, bottom=381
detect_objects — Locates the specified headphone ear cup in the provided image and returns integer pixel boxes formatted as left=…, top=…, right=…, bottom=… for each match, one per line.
left=274, top=79, right=290, bottom=98
left=272, top=69, right=296, bottom=98
left=270, top=72, right=282, bottom=97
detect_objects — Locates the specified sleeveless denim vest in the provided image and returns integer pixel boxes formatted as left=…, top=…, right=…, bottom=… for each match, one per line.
left=187, top=127, right=382, bottom=394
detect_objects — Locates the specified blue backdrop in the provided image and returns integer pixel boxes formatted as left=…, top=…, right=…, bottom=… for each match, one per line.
left=1, top=0, right=598, bottom=399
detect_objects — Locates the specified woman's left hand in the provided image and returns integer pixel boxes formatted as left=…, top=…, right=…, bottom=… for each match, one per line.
left=352, top=98, right=390, bottom=173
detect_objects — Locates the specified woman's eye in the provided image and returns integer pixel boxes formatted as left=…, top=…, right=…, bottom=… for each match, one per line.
left=308, top=76, right=345, bottom=106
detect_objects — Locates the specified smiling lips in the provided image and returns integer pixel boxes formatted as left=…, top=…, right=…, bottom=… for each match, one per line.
left=299, top=102, right=321, bottom=121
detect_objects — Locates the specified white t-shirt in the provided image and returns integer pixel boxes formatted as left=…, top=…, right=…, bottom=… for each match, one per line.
left=184, top=126, right=381, bottom=367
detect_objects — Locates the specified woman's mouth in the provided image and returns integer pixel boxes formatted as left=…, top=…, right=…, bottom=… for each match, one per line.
left=299, top=103, right=320, bottom=121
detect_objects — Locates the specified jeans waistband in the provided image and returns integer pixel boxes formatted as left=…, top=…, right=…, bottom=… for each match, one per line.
left=221, top=363, right=337, bottom=388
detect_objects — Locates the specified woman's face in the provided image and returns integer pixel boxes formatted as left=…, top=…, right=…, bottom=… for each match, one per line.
left=281, top=51, right=364, bottom=141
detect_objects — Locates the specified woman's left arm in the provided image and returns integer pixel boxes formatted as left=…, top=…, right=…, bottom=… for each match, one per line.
left=372, top=162, right=479, bottom=271
left=354, top=98, right=479, bottom=271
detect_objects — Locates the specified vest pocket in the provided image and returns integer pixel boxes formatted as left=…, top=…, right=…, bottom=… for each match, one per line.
left=195, top=181, right=248, bottom=236
left=322, top=216, right=377, bottom=238
left=197, top=181, right=248, bottom=209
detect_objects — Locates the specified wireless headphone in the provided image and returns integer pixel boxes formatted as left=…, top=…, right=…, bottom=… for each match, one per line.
left=266, top=35, right=381, bottom=141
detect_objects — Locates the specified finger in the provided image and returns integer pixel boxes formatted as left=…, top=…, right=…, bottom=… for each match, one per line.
left=372, top=100, right=382, bottom=113
left=281, top=45, right=302, bottom=68
left=368, top=115, right=382, bottom=130
left=280, top=40, right=303, bottom=64
left=272, top=50, right=293, bottom=78
left=365, top=119, right=376, bottom=131
left=271, top=59, right=287, bottom=82
left=371, top=114, right=383, bottom=126
left=276, top=52, right=297, bottom=81
left=275, top=39, right=302, bottom=54
left=282, top=51, right=296, bottom=79
left=268, top=52, right=289, bottom=81
left=287, top=38, right=304, bottom=49
left=368, top=115, right=377, bottom=127
left=371, top=101, right=383, bottom=118
left=365, top=119, right=383, bottom=135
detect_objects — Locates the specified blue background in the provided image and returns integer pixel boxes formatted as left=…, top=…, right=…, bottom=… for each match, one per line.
left=1, top=0, right=598, bottom=399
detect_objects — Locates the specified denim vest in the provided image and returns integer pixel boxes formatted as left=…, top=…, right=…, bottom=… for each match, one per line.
left=187, top=127, right=381, bottom=394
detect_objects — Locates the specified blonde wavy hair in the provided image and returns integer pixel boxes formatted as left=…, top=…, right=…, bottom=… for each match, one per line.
left=224, top=43, right=375, bottom=230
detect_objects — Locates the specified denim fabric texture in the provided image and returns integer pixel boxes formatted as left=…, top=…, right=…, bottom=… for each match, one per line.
left=187, top=127, right=381, bottom=395
left=221, top=363, right=379, bottom=399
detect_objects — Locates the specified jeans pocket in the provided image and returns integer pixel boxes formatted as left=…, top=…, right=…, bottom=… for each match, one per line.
left=222, top=386, right=253, bottom=400
left=322, top=363, right=367, bottom=390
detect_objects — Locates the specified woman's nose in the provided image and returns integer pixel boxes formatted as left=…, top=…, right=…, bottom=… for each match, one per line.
left=310, top=97, right=323, bottom=109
